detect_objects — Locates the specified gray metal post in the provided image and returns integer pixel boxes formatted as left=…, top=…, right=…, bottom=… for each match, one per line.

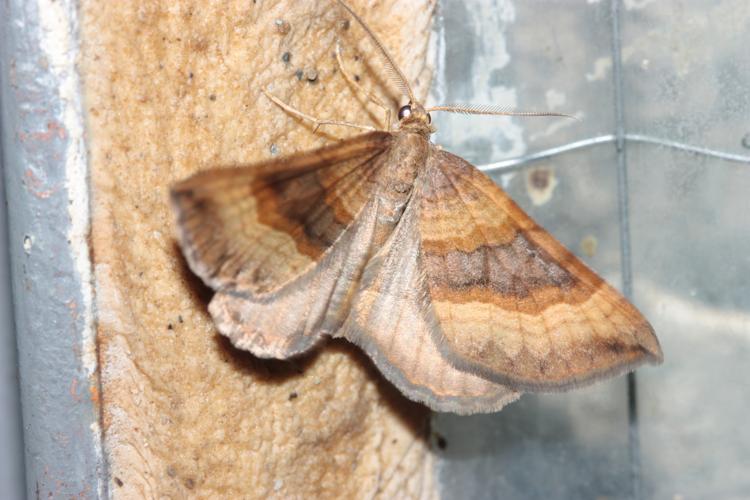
left=0, top=135, right=26, bottom=500
left=0, top=0, right=106, bottom=498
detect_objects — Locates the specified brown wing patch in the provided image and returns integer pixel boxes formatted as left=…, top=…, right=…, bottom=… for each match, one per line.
left=209, top=197, right=383, bottom=359
left=342, top=200, right=519, bottom=414
left=419, top=148, right=662, bottom=391
left=171, top=131, right=392, bottom=294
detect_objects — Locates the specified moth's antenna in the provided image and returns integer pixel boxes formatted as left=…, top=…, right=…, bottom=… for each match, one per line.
left=425, top=104, right=578, bottom=120
left=336, top=0, right=416, bottom=104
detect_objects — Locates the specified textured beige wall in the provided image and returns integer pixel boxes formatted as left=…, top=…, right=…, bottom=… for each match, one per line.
left=81, top=0, right=437, bottom=498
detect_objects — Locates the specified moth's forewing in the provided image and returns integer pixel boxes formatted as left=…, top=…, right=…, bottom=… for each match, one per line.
left=341, top=198, right=520, bottom=414
left=170, top=131, right=392, bottom=294
left=170, top=131, right=393, bottom=358
left=418, top=149, right=662, bottom=391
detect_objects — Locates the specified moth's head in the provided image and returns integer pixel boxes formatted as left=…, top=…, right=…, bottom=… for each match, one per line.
left=335, top=0, right=575, bottom=137
left=397, top=102, right=435, bottom=134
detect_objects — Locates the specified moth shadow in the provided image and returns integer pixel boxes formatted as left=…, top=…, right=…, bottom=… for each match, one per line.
left=340, top=50, right=403, bottom=128
left=327, top=338, right=431, bottom=440
left=214, top=334, right=322, bottom=383
left=358, top=54, right=401, bottom=110
left=216, top=333, right=430, bottom=440
left=172, top=240, right=213, bottom=309
left=173, top=242, right=429, bottom=439
left=336, top=56, right=399, bottom=128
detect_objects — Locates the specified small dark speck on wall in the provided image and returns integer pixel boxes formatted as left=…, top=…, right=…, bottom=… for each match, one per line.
left=434, top=433, right=447, bottom=450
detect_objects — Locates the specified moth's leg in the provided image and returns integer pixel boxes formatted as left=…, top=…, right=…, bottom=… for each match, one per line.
left=335, top=40, right=392, bottom=131
left=262, top=89, right=377, bottom=133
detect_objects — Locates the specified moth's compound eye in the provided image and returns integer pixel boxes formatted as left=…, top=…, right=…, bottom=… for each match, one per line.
left=398, top=105, right=412, bottom=120
left=426, top=113, right=432, bottom=124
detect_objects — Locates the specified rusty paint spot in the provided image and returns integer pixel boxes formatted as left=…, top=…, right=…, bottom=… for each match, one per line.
left=89, top=383, right=100, bottom=405
left=23, top=169, right=58, bottom=199
left=529, top=169, right=551, bottom=190
left=525, top=167, right=558, bottom=206
left=66, top=300, right=79, bottom=320
left=17, top=120, right=67, bottom=142
left=580, top=235, right=599, bottom=257
left=70, top=378, right=82, bottom=403
left=24, top=169, right=43, bottom=189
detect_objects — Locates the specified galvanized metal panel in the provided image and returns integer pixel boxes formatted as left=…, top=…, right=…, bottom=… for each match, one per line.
left=432, top=0, right=750, bottom=498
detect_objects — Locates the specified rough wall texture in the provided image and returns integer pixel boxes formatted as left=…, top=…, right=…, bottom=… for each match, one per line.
left=80, top=0, right=437, bottom=498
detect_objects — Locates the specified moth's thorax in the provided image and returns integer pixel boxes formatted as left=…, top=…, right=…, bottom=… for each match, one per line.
left=398, top=120, right=434, bottom=136
left=375, top=130, right=430, bottom=222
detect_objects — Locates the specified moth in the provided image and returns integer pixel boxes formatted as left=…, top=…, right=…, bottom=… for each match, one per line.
left=170, top=0, right=662, bottom=414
